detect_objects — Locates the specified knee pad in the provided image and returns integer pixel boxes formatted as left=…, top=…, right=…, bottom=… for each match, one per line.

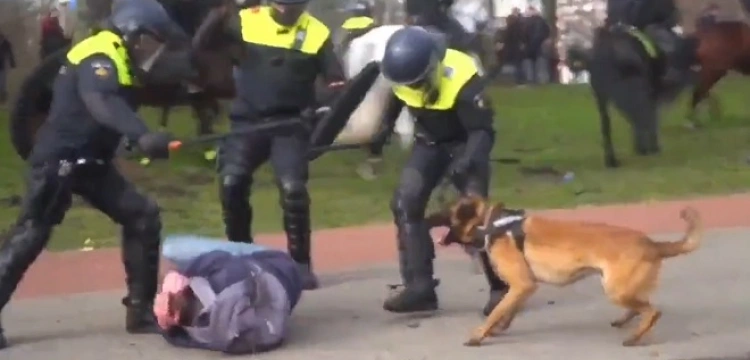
left=390, top=190, right=424, bottom=222
left=123, top=199, right=162, bottom=243
left=220, top=175, right=250, bottom=207
left=278, top=179, right=309, bottom=212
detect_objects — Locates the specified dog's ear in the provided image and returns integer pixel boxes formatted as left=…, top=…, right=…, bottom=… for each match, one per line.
left=426, top=209, right=451, bottom=228
left=454, top=197, right=482, bottom=222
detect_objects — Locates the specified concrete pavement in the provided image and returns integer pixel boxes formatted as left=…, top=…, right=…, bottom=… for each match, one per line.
left=3, top=228, right=750, bottom=360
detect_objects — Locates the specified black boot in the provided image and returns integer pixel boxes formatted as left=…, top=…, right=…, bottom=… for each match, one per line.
left=295, top=261, right=319, bottom=291
left=284, top=197, right=318, bottom=290
left=383, top=223, right=438, bottom=313
left=478, top=251, right=509, bottom=316
left=121, top=225, right=162, bottom=334
left=0, top=221, right=52, bottom=349
left=483, top=289, right=509, bottom=316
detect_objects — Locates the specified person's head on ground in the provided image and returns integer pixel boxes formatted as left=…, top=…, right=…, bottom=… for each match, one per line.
left=154, top=271, right=196, bottom=329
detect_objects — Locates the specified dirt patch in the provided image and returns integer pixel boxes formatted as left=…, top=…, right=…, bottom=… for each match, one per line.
left=150, top=183, right=190, bottom=197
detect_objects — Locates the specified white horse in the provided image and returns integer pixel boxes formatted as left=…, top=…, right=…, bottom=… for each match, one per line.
left=333, top=24, right=416, bottom=150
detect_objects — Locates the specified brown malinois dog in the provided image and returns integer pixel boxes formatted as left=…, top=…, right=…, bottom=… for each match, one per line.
left=426, top=196, right=703, bottom=347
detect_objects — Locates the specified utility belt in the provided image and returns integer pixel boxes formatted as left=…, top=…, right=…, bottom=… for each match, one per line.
left=415, top=132, right=466, bottom=148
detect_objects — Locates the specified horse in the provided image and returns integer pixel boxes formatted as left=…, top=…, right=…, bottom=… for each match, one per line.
left=686, top=21, right=750, bottom=128
left=588, top=25, right=695, bottom=168
left=336, top=25, right=417, bottom=151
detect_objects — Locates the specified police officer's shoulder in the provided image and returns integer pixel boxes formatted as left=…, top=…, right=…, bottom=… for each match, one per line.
left=445, top=49, right=480, bottom=70
left=456, top=74, right=490, bottom=107
left=77, top=55, right=121, bottom=86
left=305, top=12, right=333, bottom=33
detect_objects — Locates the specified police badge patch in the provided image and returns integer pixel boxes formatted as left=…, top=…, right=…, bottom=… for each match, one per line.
left=473, top=94, right=487, bottom=108
left=91, top=61, right=112, bottom=78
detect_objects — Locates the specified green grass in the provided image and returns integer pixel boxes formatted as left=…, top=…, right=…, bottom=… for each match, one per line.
left=2, top=77, right=750, bottom=251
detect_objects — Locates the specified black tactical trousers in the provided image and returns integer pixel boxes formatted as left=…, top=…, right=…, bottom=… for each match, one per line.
left=389, top=140, right=508, bottom=291
left=217, top=120, right=312, bottom=263
left=0, top=160, right=162, bottom=314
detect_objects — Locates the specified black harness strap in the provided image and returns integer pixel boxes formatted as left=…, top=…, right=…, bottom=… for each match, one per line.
left=473, top=208, right=527, bottom=252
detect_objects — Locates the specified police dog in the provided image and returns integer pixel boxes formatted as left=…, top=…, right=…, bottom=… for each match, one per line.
left=426, top=196, right=703, bottom=347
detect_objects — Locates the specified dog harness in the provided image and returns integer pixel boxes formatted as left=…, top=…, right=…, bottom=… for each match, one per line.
left=473, top=206, right=527, bottom=253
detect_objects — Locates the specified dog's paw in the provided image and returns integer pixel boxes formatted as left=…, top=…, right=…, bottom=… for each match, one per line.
left=610, top=320, right=627, bottom=328
left=488, top=328, right=503, bottom=337
left=621, top=337, right=643, bottom=347
left=463, top=338, right=483, bottom=347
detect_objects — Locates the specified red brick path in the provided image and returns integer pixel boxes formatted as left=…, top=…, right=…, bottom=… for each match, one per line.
left=16, top=193, right=750, bottom=299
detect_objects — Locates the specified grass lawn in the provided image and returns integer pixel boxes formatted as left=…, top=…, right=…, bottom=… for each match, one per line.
left=1, top=76, right=750, bottom=251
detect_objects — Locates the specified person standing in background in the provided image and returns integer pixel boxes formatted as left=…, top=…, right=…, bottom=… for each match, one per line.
left=503, top=7, right=526, bottom=85
left=0, top=32, right=15, bottom=104
left=39, top=9, right=71, bottom=60
left=522, top=6, right=550, bottom=84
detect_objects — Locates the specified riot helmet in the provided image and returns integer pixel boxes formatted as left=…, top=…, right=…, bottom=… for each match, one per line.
left=107, top=0, right=189, bottom=79
left=269, top=0, right=310, bottom=27
left=348, top=0, right=373, bottom=17
left=381, top=26, right=445, bottom=89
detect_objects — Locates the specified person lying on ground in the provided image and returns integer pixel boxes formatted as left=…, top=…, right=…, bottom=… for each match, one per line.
left=154, top=236, right=303, bottom=354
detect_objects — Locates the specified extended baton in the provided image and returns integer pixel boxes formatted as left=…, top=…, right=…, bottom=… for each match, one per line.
left=166, top=107, right=331, bottom=151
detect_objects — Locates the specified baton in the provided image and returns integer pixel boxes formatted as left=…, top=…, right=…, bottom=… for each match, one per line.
left=166, top=107, right=331, bottom=151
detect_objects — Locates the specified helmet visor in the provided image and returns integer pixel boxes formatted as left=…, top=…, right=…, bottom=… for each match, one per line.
left=131, top=32, right=167, bottom=73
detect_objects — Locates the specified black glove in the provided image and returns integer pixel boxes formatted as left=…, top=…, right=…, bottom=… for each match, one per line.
left=137, top=131, right=174, bottom=160
left=450, top=157, right=473, bottom=178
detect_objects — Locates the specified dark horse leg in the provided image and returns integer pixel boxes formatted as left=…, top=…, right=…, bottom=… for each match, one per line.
left=592, top=83, right=619, bottom=168
left=687, top=68, right=725, bottom=129
left=609, top=73, right=661, bottom=157
left=159, top=106, right=171, bottom=129
left=190, top=95, right=220, bottom=135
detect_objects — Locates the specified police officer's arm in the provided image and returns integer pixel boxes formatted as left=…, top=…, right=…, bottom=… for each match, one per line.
left=455, top=74, right=495, bottom=161
left=316, top=38, right=347, bottom=89
left=77, top=56, right=149, bottom=141
left=372, top=92, right=405, bottom=142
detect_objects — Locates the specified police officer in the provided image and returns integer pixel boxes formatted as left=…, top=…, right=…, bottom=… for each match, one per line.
left=340, top=0, right=377, bottom=49
left=0, top=0, right=184, bottom=349
left=607, top=0, right=684, bottom=85
left=214, top=0, right=346, bottom=290
left=376, top=27, right=508, bottom=314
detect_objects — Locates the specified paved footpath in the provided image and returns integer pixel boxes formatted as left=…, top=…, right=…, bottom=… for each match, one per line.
left=4, top=194, right=750, bottom=359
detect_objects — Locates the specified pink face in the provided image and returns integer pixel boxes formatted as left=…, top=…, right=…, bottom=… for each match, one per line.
left=153, top=271, right=190, bottom=329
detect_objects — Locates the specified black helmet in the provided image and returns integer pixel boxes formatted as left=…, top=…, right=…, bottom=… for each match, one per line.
left=269, top=0, right=309, bottom=26
left=108, top=0, right=193, bottom=80
left=348, top=0, right=372, bottom=16
left=109, top=0, right=183, bottom=43
left=381, top=26, right=444, bottom=85
left=271, top=0, right=309, bottom=5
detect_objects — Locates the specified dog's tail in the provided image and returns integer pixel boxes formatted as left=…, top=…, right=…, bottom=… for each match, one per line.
left=655, top=207, right=703, bottom=259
